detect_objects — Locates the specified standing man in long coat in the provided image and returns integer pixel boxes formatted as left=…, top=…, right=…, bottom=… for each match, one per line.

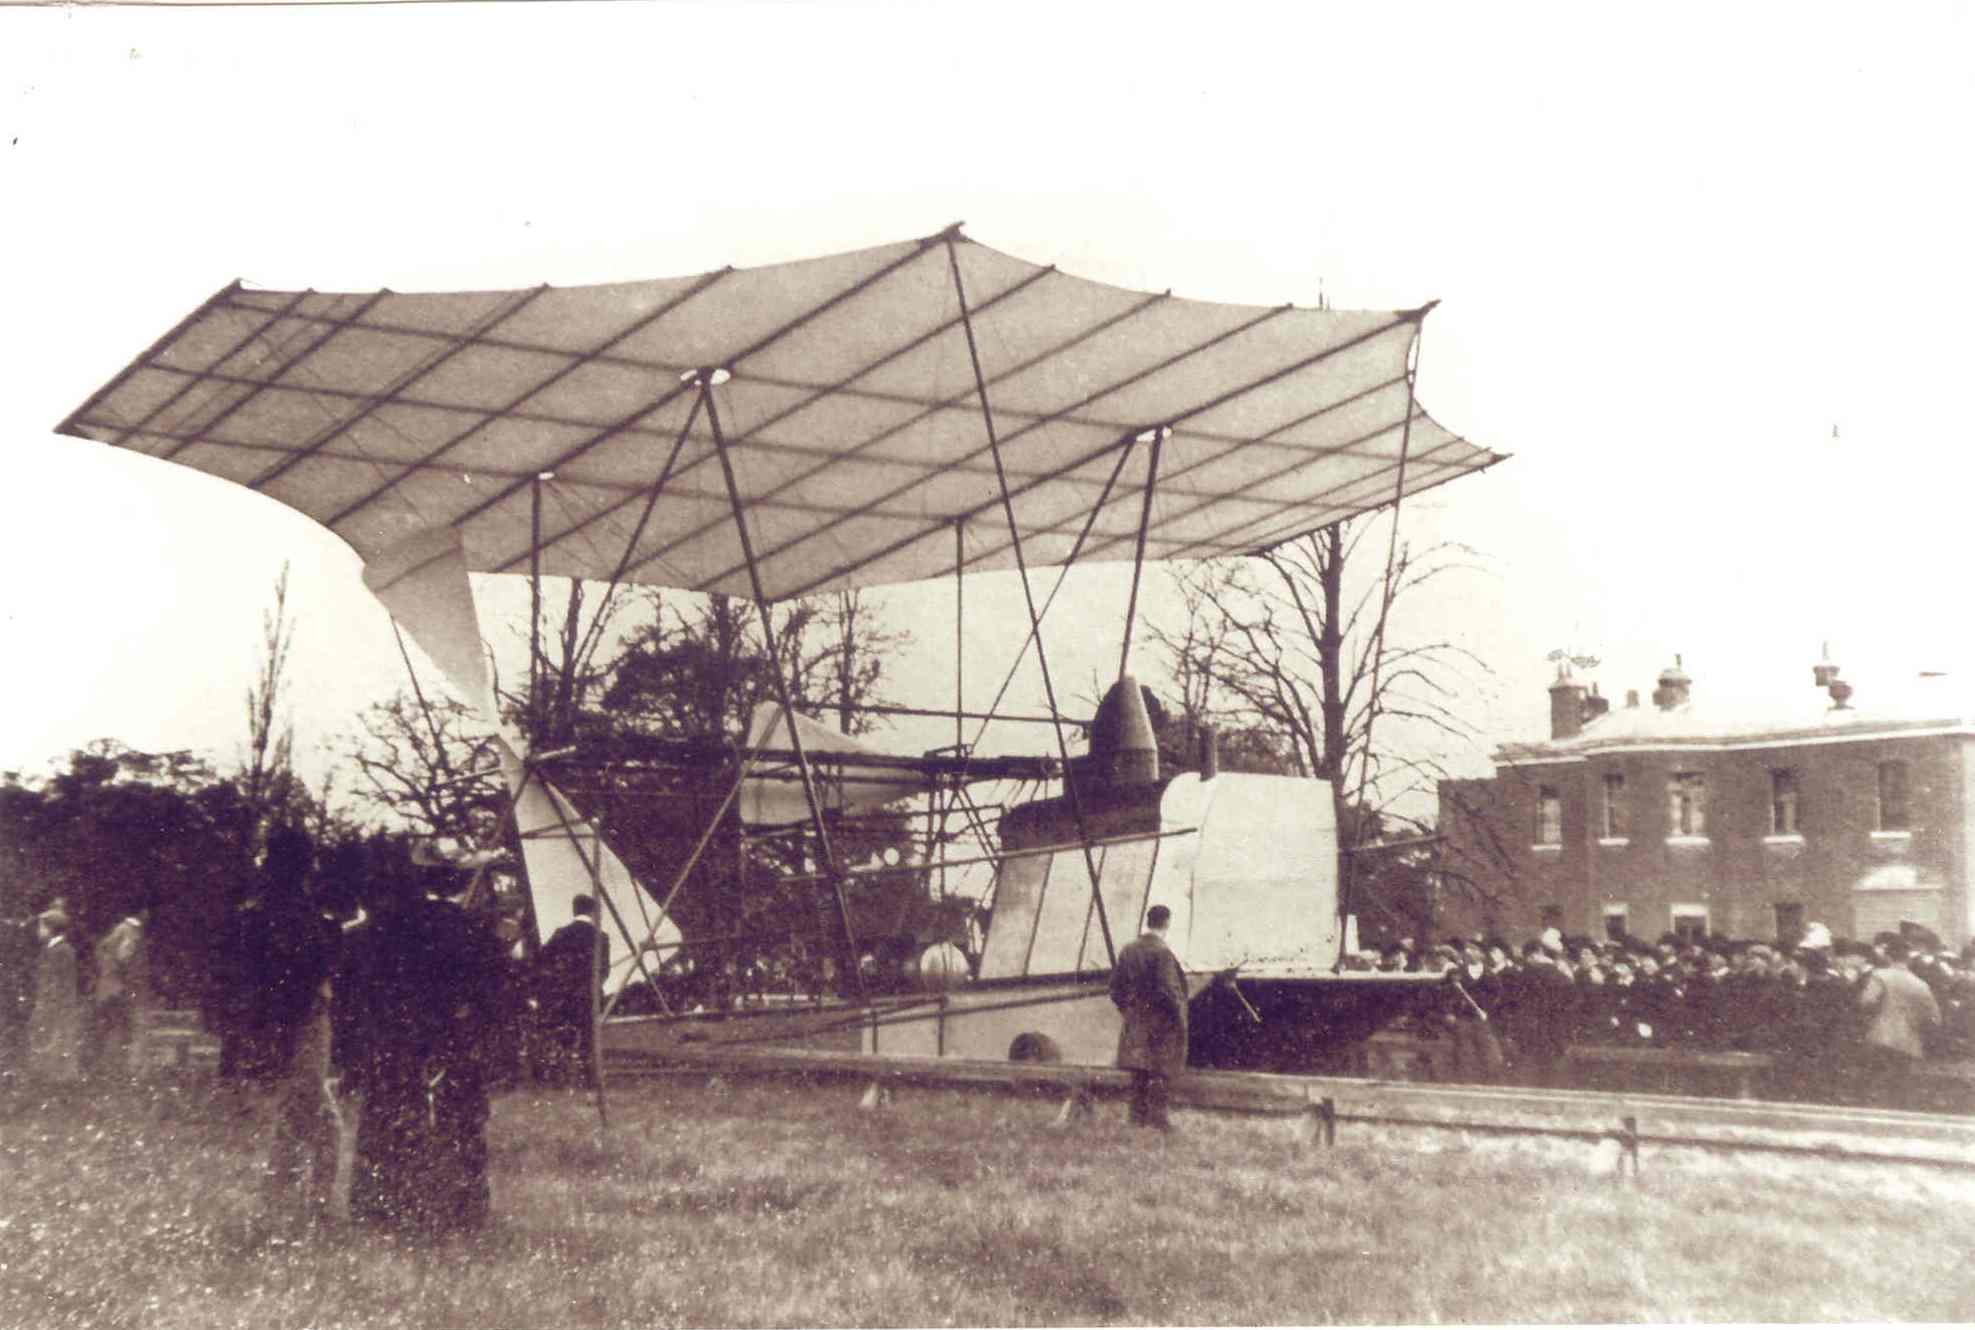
left=334, top=857, right=507, bottom=1234
left=1855, top=936, right=1941, bottom=1109
left=1109, top=904, right=1188, bottom=1130
left=535, top=895, right=607, bottom=1087
left=87, top=909, right=148, bottom=1082
left=28, top=906, right=81, bottom=1084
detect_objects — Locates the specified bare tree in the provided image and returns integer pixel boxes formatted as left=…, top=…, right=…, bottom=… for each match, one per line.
left=1145, top=515, right=1511, bottom=919
left=344, top=692, right=503, bottom=841
left=239, top=563, right=306, bottom=845
left=819, top=590, right=911, bottom=737
left=522, top=578, right=628, bottom=749
left=1152, top=521, right=1482, bottom=817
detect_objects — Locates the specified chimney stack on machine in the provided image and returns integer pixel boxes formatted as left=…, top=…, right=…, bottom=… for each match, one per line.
left=1087, top=676, right=1161, bottom=786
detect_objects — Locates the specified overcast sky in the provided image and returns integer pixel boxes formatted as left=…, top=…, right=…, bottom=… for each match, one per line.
left=3, top=2, right=1972, bottom=816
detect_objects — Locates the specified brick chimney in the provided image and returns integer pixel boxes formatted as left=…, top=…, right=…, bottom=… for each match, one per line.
left=1549, top=671, right=1588, bottom=740
left=1651, top=655, right=1692, bottom=711
left=1583, top=682, right=1610, bottom=723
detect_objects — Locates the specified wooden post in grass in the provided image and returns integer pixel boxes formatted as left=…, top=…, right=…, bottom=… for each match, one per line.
left=1296, top=1091, right=1337, bottom=1147
left=1052, top=1087, right=1094, bottom=1129
left=859, top=1078, right=893, bottom=1111
left=1620, top=1115, right=1641, bottom=1178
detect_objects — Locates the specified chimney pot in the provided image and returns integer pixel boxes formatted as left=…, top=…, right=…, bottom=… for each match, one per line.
left=1625, top=689, right=1640, bottom=709
left=1652, top=657, right=1692, bottom=711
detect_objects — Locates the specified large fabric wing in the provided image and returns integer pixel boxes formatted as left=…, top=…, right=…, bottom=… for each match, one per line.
left=58, top=229, right=1502, bottom=601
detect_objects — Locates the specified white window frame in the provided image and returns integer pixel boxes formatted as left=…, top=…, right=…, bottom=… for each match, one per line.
left=1667, top=771, right=1708, bottom=841
left=1770, top=768, right=1799, bottom=837
left=1876, top=760, right=1912, bottom=836
left=1601, top=770, right=1627, bottom=841
left=1670, top=902, right=1710, bottom=942
left=1602, top=903, right=1629, bottom=940
left=1534, top=784, right=1563, bottom=848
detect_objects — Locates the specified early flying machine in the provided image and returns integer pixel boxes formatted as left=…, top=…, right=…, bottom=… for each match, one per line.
left=57, top=226, right=1504, bottom=1086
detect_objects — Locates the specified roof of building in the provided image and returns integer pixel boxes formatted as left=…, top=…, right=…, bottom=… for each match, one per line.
left=1498, top=672, right=1975, bottom=765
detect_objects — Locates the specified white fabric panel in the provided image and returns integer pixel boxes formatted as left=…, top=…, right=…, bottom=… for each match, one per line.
left=977, top=849, right=1049, bottom=981
left=359, top=525, right=496, bottom=718
left=1149, top=776, right=1213, bottom=969
left=496, top=734, right=684, bottom=954
left=737, top=703, right=930, bottom=826
left=1076, top=836, right=1160, bottom=971
left=1176, top=772, right=1340, bottom=973
left=972, top=772, right=1340, bottom=980
left=61, top=232, right=1502, bottom=602
left=1027, top=843, right=1103, bottom=976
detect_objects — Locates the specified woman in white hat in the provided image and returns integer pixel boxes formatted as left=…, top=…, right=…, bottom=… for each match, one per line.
left=28, top=905, right=82, bottom=1083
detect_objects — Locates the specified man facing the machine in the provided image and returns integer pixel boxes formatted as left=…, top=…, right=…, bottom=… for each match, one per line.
left=1110, top=904, right=1188, bottom=1131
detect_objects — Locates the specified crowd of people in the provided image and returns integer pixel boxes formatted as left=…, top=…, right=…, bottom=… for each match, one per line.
left=1351, top=922, right=1970, bottom=1105
left=2, top=827, right=607, bottom=1241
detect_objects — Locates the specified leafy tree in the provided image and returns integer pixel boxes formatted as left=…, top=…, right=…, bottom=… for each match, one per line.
left=0, top=744, right=254, bottom=1004
left=600, top=589, right=909, bottom=741
left=583, top=586, right=933, bottom=988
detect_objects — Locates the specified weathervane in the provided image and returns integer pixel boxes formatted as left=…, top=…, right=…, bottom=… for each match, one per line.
left=1545, top=648, right=1601, bottom=681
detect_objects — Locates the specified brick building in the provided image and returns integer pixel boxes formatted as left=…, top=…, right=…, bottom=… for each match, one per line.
left=1436, top=656, right=1975, bottom=949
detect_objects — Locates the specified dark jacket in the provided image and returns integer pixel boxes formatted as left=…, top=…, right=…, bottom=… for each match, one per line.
left=538, top=919, right=607, bottom=1015
left=333, top=896, right=506, bottom=1086
left=1110, top=931, right=1188, bottom=1077
left=1505, top=959, right=1575, bottom=1064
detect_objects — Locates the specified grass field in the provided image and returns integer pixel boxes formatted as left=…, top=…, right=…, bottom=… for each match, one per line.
left=3, top=1073, right=1974, bottom=1328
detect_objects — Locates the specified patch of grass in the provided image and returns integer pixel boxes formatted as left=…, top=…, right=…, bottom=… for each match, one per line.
left=3, top=1075, right=1974, bottom=1327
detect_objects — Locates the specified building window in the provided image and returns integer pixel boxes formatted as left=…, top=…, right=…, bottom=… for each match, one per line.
left=1773, top=902, right=1804, bottom=948
left=1601, top=771, right=1626, bottom=838
left=1770, top=769, right=1799, bottom=836
left=1671, top=904, right=1709, bottom=943
left=1877, top=761, right=1909, bottom=832
left=1667, top=772, right=1707, bottom=838
left=1536, top=785, right=1563, bottom=845
left=1602, top=904, right=1628, bottom=941
left=1540, top=904, right=1564, bottom=929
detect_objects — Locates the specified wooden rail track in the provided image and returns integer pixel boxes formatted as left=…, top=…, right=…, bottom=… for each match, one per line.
left=603, top=1041, right=1975, bottom=1173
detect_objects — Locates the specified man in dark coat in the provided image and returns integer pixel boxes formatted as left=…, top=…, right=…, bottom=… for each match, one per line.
left=1109, top=904, right=1188, bottom=1130
left=1507, top=933, right=1576, bottom=1085
left=1439, top=941, right=1507, bottom=1080
left=333, top=858, right=507, bottom=1235
left=1781, top=923, right=1854, bottom=1102
left=535, top=895, right=607, bottom=1087
left=215, top=828, right=339, bottom=1086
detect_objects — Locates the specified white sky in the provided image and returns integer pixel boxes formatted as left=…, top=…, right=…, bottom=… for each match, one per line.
left=3, top=2, right=1972, bottom=817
